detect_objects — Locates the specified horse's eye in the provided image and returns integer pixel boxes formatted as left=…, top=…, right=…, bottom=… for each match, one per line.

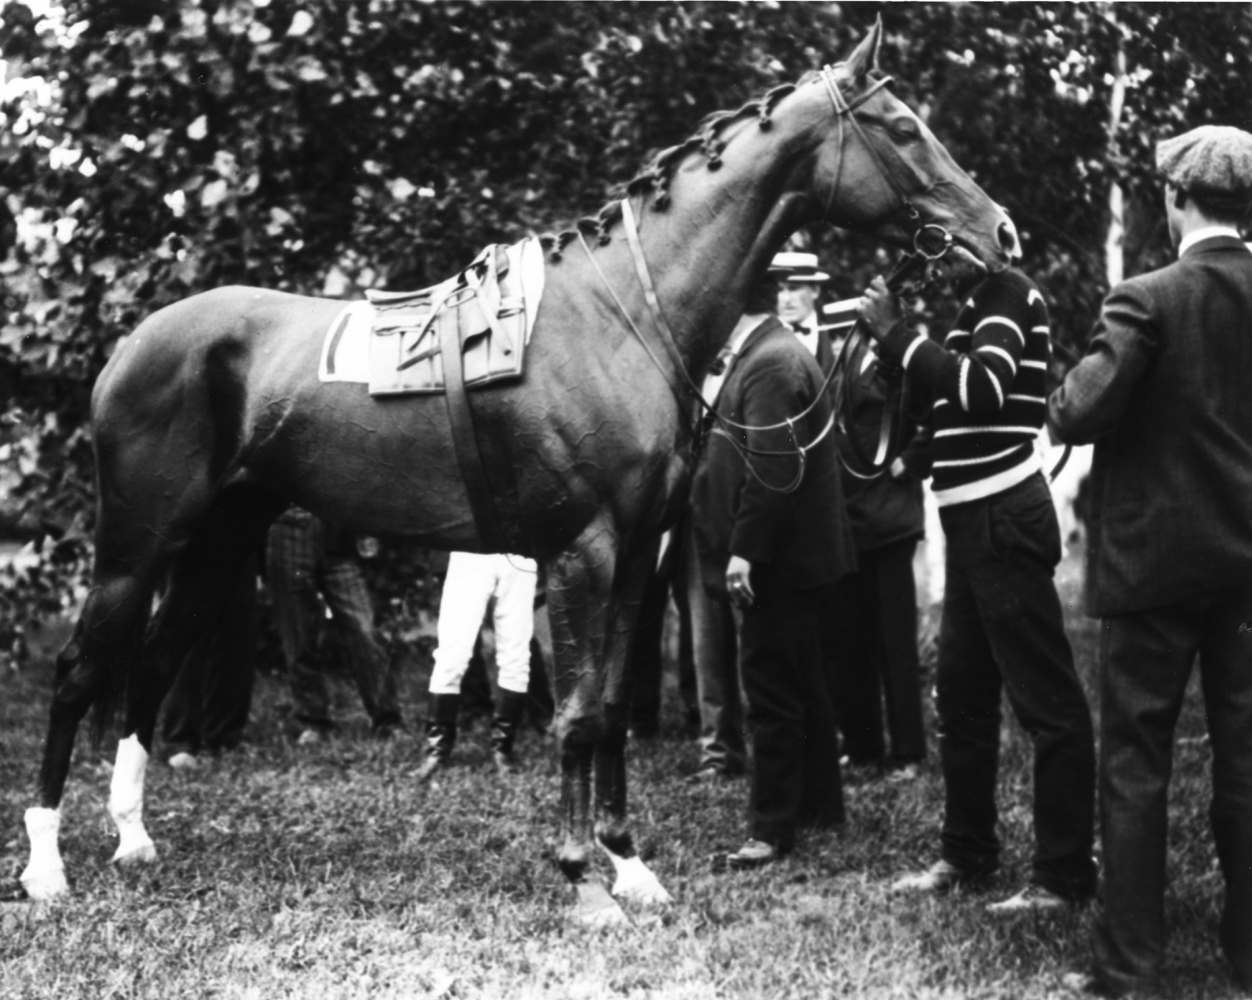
left=891, top=121, right=921, bottom=142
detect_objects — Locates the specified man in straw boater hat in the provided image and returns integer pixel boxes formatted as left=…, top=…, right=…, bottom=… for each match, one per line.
left=1050, top=124, right=1252, bottom=997
left=773, top=250, right=930, bottom=778
left=770, top=251, right=836, bottom=371
left=691, top=265, right=855, bottom=869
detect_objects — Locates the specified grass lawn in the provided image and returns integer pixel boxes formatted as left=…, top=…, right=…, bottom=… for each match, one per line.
left=0, top=551, right=1243, bottom=999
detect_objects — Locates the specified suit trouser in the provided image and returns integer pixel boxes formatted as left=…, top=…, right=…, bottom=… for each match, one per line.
left=833, top=536, right=926, bottom=764
left=162, top=554, right=259, bottom=754
left=936, top=473, right=1096, bottom=898
left=739, top=584, right=844, bottom=851
left=267, top=514, right=400, bottom=729
left=1093, top=589, right=1252, bottom=993
left=686, top=538, right=743, bottom=773
left=429, top=552, right=538, bottom=696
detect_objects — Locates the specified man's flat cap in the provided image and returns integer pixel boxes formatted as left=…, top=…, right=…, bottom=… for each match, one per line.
left=1157, top=125, right=1252, bottom=200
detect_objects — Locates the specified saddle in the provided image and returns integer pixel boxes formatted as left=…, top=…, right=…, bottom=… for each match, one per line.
left=367, top=237, right=543, bottom=395
left=316, top=237, right=545, bottom=553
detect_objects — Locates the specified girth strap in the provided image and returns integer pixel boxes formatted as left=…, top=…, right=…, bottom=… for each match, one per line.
left=438, top=304, right=506, bottom=550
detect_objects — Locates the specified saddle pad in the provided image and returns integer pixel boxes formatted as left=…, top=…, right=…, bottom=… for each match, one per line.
left=317, top=236, right=544, bottom=393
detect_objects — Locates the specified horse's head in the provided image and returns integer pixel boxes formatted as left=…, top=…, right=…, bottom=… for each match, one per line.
left=809, top=18, right=1019, bottom=273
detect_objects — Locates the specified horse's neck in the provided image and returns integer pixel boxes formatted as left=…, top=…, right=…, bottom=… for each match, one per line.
left=633, top=123, right=820, bottom=379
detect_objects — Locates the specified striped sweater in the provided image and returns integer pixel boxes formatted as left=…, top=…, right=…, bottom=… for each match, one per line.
left=889, top=269, right=1049, bottom=506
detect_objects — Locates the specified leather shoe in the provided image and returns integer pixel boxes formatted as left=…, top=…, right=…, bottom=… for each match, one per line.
left=890, top=858, right=996, bottom=895
left=726, top=839, right=780, bottom=870
left=168, top=751, right=201, bottom=770
left=986, top=883, right=1071, bottom=915
left=1060, top=971, right=1130, bottom=997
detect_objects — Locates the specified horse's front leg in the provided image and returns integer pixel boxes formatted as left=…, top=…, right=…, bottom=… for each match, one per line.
left=595, top=537, right=672, bottom=908
left=547, top=519, right=628, bottom=927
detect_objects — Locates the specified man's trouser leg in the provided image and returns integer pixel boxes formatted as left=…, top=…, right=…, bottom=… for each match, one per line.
left=1200, top=588, right=1252, bottom=988
left=740, top=588, right=842, bottom=850
left=198, top=555, right=259, bottom=751
left=490, top=555, right=539, bottom=695
left=1095, top=587, right=1252, bottom=992
left=940, top=476, right=1095, bottom=898
left=873, top=537, right=926, bottom=763
left=1094, top=606, right=1196, bottom=993
left=686, top=533, right=743, bottom=774
left=429, top=552, right=497, bottom=696
left=831, top=570, right=886, bottom=764
left=934, top=525, right=1003, bottom=878
left=321, top=551, right=399, bottom=726
left=797, top=583, right=846, bottom=830
left=267, top=513, right=332, bottom=729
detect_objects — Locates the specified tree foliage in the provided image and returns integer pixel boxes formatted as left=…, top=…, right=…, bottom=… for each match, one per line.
left=1, top=0, right=1250, bottom=660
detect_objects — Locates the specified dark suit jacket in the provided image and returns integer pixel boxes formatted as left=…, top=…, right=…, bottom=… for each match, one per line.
left=836, top=339, right=926, bottom=553
left=692, top=316, right=855, bottom=599
left=1049, top=235, right=1252, bottom=617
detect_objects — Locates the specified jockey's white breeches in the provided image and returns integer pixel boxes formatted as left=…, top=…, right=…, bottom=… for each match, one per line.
left=429, top=552, right=539, bottom=696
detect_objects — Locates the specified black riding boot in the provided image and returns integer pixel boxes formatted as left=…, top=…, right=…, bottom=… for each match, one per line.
left=417, top=693, right=460, bottom=782
left=491, top=689, right=528, bottom=775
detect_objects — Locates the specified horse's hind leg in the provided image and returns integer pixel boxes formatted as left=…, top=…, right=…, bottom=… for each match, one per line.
left=594, top=537, right=672, bottom=908
left=22, top=549, right=164, bottom=898
left=547, top=518, right=628, bottom=927
left=108, top=486, right=285, bottom=868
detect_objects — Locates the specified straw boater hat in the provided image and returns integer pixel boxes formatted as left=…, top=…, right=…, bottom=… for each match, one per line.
left=768, top=251, right=830, bottom=284
left=1156, top=125, right=1252, bottom=211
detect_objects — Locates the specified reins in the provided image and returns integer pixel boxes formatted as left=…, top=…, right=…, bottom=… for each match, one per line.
left=578, top=63, right=954, bottom=494
left=832, top=224, right=953, bottom=481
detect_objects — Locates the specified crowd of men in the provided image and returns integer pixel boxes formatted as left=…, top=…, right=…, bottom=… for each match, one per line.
left=158, top=125, right=1251, bottom=999
left=685, top=124, right=1251, bottom=999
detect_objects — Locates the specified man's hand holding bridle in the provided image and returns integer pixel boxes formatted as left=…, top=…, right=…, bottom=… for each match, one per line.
left=726, top=555, right=755, bottom=609
left=858, top=275, right=904, bottom=344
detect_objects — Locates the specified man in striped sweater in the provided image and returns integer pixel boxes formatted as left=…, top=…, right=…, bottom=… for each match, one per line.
left=859, top=264, right=1097, bottom=914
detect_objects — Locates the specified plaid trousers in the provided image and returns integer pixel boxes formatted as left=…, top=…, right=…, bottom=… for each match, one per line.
left=266, top=509, right=400, bottom=729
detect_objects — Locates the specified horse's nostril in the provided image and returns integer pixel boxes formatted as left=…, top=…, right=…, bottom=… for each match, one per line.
left=998, top=220, right=1021, bottom=259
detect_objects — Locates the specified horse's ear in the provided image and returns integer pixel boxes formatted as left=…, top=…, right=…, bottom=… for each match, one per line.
left=843, top=16, right=884, bottom=84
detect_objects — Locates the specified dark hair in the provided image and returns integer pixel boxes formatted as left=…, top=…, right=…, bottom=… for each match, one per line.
left=745, top=273, right=780, bottom=315
left=1186, top=187, right=1252, bottom=226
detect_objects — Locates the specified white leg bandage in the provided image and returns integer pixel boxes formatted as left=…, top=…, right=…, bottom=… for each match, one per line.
left=607, top=852, right=673, bottom=907
left=109, top=734, right=157, bottom=865
left=20, top=807, right=68, bottom=900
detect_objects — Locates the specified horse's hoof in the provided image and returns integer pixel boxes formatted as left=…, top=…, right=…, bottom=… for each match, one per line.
left=492, top=751, right=519, bottom=777
left=19, top=866, right=68, bottom=901
left=614, top=876, right=673, bottom=908
left=111, top=840, right=157, bottom=866
left=415, top=757, right=445, bottom=783
left=609, top=855, right=673, bottom=907
left=571, top=880, right=630, bottom=928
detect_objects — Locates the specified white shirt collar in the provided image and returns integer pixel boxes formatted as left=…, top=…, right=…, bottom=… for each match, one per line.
left=1179, top=226, right=1244, bottom=257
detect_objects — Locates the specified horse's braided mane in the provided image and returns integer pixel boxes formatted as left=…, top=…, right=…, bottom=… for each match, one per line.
left=538, top=80, right=802, bottom=261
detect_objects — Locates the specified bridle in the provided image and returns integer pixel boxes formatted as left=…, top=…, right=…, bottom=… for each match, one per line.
left=578, top=63, right=957, bottom=493
left=831, top=224, right=951, bottom=481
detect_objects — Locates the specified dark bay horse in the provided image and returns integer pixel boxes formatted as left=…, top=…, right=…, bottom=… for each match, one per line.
left=20, top=21, right=1018, bottom=923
